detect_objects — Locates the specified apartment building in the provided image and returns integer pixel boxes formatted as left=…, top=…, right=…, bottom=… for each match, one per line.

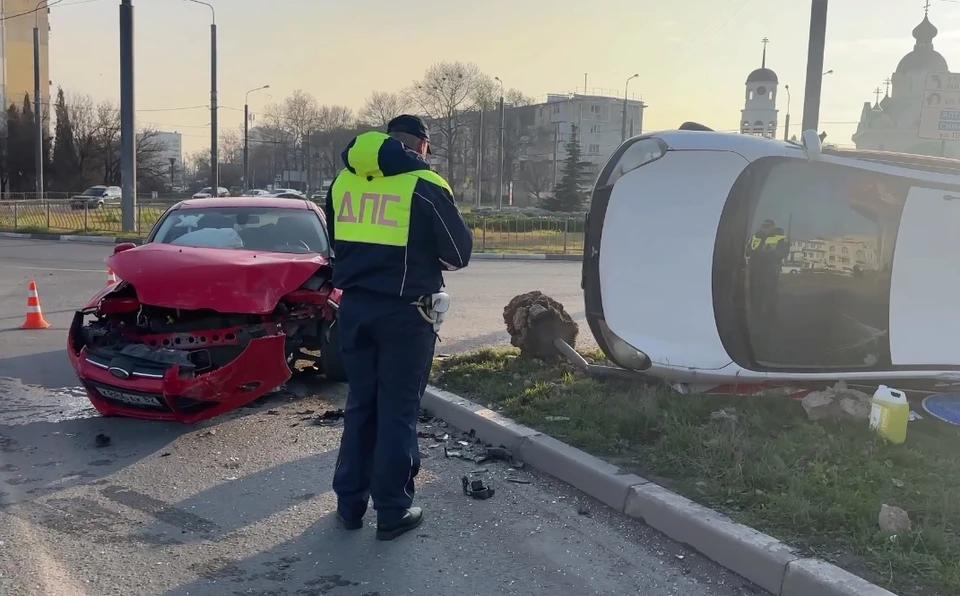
left=0, top=0, right=51, bottom=119
left=534, top=91, right=645, bottom=169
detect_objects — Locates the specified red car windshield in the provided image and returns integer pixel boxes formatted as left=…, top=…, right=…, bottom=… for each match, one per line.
left=151, top=207, right=329, bottom=255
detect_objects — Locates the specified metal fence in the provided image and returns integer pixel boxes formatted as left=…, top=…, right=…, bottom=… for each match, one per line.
left=0, top=200, right=587, bottom=254
left=0, top=200, right=169, bottom=236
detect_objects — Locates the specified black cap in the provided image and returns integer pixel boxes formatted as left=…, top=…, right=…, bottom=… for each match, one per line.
left=387, top=114, right=431, bottom=154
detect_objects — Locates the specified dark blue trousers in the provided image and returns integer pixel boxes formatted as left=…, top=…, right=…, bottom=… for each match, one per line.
left=332, top=288, right=436, bottom=525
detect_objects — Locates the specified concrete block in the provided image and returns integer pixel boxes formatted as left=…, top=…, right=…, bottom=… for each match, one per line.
left=517, top=433, right=649, bottom=511
left=781, top=558, right=897, bottom=596
left=421, top=386, right=537, bottom=452
left=624, top=483, right=798, bottom=594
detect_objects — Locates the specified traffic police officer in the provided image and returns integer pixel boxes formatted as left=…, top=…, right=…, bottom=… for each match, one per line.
left=325, top=115, right=473, bottom=541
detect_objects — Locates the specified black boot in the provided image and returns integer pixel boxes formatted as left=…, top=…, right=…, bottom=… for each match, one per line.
left=375, top=507, right=423, bottom=541
left=337, top=514, right=363, bottom=531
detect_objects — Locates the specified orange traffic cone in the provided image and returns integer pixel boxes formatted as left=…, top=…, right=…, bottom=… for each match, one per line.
left=107, top=268, right=118, bottom=285
left=21, top=281, right=51, bottom=329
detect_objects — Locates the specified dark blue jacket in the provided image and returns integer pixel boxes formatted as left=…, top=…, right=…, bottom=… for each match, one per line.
left=324, top=133, right=473, bottom=298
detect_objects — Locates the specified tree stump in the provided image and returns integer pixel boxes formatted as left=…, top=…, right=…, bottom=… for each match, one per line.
left=503, top=291, right=579, bottom=360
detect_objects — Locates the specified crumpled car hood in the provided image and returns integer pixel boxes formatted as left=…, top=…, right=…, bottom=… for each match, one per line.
left=105, top=243, right=328, bottom=314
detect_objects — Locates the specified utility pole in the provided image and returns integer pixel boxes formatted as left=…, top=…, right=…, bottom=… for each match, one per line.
left=243, top=102, right=249, bottom=190
left=802, top=0, right=828, bottom=133
left=305, top=129, right=311, bottom=194
left=210, top=19, right=217, bottom=191
left=552, top=121, right=559, bottom=186
left=621, top=74, right=639, bottom=144
left=119, top=0, right=136, bottom=232
left=243, top=84, right=269, bottom=191
left=494, top=76, right=505, bottom=211
left=32, top=1, right=45, bottom=199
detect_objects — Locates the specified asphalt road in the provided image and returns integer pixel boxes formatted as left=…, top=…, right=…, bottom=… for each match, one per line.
left=0, top=238, right=758, bottom=596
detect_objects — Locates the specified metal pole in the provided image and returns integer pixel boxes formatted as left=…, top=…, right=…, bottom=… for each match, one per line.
left=475, top=109, right=482, bottom=207
left=32, top=5, right=43, bottom=198
left=496, top=95, right=504, bottom=210
left=119, top=0, right=136, bottom=232
left=210, top=22, right=218, bottom=191
left=784, top=85, right=791, bottom=141
left=802, top=0, right=828, bottom=133
left=243, top=103, right=249, bottom=191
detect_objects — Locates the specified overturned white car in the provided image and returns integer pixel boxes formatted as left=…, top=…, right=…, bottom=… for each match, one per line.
left=582, top=125, right=960, bottom=394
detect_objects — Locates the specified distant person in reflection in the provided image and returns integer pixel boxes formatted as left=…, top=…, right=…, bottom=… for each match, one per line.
left=747, top=219, right=789, bottom=320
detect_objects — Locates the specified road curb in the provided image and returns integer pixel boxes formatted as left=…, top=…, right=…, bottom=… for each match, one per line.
left=0, top=232, right=581, bottom=260
left=0, top=231, right=143, bottom=245
left=420, top=385, right=897, bottom=596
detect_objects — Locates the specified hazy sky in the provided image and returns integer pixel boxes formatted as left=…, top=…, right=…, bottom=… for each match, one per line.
left=47, top=0, right=960, bottom=155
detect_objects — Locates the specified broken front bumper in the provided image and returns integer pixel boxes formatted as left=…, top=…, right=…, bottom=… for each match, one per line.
left=67, top=315, right=292, bottom=424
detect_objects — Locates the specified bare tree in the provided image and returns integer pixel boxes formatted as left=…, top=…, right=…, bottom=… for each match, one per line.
left=506, top=89, right=537, bottom=107
left=359, top=90, right=410, bottom=128
left=315, top=105, right=355, bottom=132
left=219, top=127, right=243, bottom=165
left=412, top=61, right=488, bottom=191
left=517, top=160, right=554, bottom=204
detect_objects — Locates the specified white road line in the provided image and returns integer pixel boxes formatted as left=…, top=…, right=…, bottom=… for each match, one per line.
left=0, top=265, right=102, bottom=273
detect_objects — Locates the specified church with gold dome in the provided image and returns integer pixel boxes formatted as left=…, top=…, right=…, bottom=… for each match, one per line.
left=851, top=7, right=955, bottom=156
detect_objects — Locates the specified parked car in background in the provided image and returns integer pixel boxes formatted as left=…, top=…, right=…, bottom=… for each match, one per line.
left=67, top=196, right=345, bottom=423
left=241, top=189, right=270, bottom=197
left=269, top=192, right=309, bottom=199
left=191, top=187, right=229, bottom=199
left=70, top=185, right=122, bottom=210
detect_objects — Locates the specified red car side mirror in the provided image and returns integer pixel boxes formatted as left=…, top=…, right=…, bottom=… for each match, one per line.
left=113, top=242, right=137, bottom=254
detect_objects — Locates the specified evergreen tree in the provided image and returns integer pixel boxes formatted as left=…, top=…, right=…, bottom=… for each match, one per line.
left=6, top=104, right=33, bottom=192
left=541, top=124, right=593, bottom=212
left=51, top=87, right=80, bottom=190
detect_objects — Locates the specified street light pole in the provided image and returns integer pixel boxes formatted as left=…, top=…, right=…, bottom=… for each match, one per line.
left=32, top=0, right=46, bottom=199
left=185, top=1, right=217, bottom=191
left=119, top=0, right=136, bottom=232
left=621, top=73, right=638, bottom=144
left=243, top=84, right=269, bottom=191
left=802, top=0, right=829, bottom=133
left=494, top=76, right=504, bottom=211
left=783, top=85, right=791, bottom=141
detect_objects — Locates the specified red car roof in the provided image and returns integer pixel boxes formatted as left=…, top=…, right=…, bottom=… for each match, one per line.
left=178, top=197, right=311, bottom=209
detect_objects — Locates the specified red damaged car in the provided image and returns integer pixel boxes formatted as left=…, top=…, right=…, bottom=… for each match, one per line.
left=67, top=197, right=346, bottom=424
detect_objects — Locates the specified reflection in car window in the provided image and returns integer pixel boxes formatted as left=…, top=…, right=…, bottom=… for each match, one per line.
left=745, top=160, right=908, bottom=370
left=151, top=207, right=329, bottom=255
left=82, top=187, right=106, bottom=196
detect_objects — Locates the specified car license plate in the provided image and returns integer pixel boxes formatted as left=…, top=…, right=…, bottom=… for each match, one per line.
left=96, top=386, right=163, bottom=408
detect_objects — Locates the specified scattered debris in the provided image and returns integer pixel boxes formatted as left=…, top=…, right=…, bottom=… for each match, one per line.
left=577, top=505, right=591, bottom=516
left=311, top=409, right=344, bottom=426
left=296, top=409, right=315, bottom=416
left=462, top=476, right=495, bottom=500
left=505, top=476, right=530, bottom=484
left=503, top=291, right=579, bottom=360
left=878, top=504, right=912, bottom=534
left=94, top=433, right=111, bottom=448
left=266, top=410, right=279, bottom=415
left=159, top=452, right=171, bottom=458
left=443, top=447, right=463, bottom=458
left=800, top=381, right=872, bottom=421
left=545, top=415, right=570, bottom=422
left=199, top=429, right=216, bottom=438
